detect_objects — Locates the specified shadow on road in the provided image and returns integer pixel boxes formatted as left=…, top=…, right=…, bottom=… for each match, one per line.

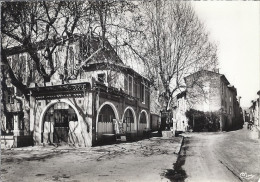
left=163, top=137, right=188, bottom=182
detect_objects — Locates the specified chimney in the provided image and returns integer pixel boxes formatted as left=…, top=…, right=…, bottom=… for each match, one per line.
left=238, top=96, right=241, bottom=105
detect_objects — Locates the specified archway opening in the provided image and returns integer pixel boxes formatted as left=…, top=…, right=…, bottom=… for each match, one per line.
left=43, top=102, right=78, bottom=143
left=97, top=104, right=116, bottom=139
left=123, top=109, right=135, bottom=132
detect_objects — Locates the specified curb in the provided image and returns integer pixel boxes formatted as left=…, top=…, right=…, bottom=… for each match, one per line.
left=175, top=136, right=184, bottom=155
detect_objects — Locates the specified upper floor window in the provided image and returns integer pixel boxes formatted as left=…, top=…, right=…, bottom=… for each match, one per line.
left=7, top=57, right=12, bottom=69
left=124, top=74, right=134, bottom=96
left=6, top=87, right=14, bottom=104
left=222, top=83, right=224, bottom=95
left=140, top=83, right=145, bottom=103
left=98, top=73, right=106, bottom=83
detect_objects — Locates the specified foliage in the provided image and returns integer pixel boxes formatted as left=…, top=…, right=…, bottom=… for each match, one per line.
left=185, top=109, right=220, bottom=132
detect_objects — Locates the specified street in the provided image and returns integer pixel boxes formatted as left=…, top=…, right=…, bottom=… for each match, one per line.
left=1, top=127, right=260, bottom=182
left=179, top=127, right=260, bottom=182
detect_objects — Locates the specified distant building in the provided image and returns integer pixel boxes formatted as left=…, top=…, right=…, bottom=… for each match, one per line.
left=181, top=70, right=243, bottom=131
left=249, top=93, right=260, bottom=138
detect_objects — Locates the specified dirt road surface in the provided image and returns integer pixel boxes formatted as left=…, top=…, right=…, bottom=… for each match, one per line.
left=1, top=137, right=183, bottom=182
left=181, top=127, right=260, bottom=182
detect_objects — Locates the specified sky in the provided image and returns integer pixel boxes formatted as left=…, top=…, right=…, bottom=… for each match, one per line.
left=192, top=1, right=260, bottom=108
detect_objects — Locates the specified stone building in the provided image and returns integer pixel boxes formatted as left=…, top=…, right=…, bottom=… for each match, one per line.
left=183, top=70, right=242, bottom=131
left=249, top=98, right=259, bottom=128
left=1, top=35, right=151, bottom=147
left=248, top=95, right=260, bottom=139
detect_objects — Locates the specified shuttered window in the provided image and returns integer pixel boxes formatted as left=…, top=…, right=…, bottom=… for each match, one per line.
left=140, top=83, right=145, bottom=103
left=128, top=75, right=133, bottom=96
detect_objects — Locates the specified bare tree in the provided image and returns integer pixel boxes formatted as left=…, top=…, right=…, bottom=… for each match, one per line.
left=1, top=1, right=138, bottom=127
left=124, top=0, right=218, bottom=111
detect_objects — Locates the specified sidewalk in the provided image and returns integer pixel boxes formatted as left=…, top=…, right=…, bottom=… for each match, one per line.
left=1, top=136, right=184, bottom=182
left=244, top=122, right=260, bottom=140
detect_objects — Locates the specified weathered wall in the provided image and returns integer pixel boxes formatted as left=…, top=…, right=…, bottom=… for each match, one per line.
left=185, top=71, right=236, bottom=131
left=186, top=71, right=221, bottom=113
left=30, top=93, right=93, bottom=147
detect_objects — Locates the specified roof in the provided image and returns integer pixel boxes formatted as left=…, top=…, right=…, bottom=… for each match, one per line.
left=5, top=34, right=150, bottom=85
left=83, top=62, right=151, bottom=84
left=227, top=85, right=237, bottom=94
left=5, top=34, right=123, bottom=65
left=184, top=69, right=230, bottom=85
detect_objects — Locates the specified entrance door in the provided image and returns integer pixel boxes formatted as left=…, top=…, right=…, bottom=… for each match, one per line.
left=123, top=109, right=135, bottom=132
left=43, top=102, right=78, bottom=144
left=53, top=109, right=69, bottom=143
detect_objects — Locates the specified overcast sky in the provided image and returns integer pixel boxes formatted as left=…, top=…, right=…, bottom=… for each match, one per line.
left=192, top=1, right=260, bottom=108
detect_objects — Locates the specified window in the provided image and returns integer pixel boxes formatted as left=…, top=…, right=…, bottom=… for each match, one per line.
left=6, top=114, right=14, bottom=133
left=230, top=96, right=232, bottom=102
left=140, top=83, right=145, bottom=103
left=98, top=105, right=115, bottom=123
left=18, top=114, right=24, bottom=130
left=128, top=75, right=133, bottom=96
left=98, top=73, right=106, bottom=83
left=16, top=88, right=22, bottom=97
left=222, top=83, right=224, bottom=95
left=229, top=106, right=232, bottom=115
left=7, top=57, right=12, bottom=69
left=6, top=87, right=14, bottom=104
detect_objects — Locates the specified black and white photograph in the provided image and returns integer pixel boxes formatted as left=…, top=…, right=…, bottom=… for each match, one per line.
left=1, top=1, right=260, bottom=182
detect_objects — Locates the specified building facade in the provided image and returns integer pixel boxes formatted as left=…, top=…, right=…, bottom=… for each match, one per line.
left=249, top=94, right=260, bottom=138
left=182, top=70, right=243, bottom=131
left=2, top=35, right=151, bottom=147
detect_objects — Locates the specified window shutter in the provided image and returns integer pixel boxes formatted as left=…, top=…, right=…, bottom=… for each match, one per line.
left=124, top=75, right=128, bottom=93
left=137, top=82, right=140, bottom=99
left=129, top=76, right=133, bottom=96
left=134, top=81, right=137, bottom=98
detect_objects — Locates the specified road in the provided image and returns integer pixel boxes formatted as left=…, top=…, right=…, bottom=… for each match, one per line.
left=179, top=127, right=260, bottom=182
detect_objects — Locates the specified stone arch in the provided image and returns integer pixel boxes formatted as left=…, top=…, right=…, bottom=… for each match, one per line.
left=138, top=110, right=149, bottom=129
left=39, top=99, right=81, bottom=141
left=95, top=101, right=119, bottom=134
left=122, top=106, right=137, bottom=131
